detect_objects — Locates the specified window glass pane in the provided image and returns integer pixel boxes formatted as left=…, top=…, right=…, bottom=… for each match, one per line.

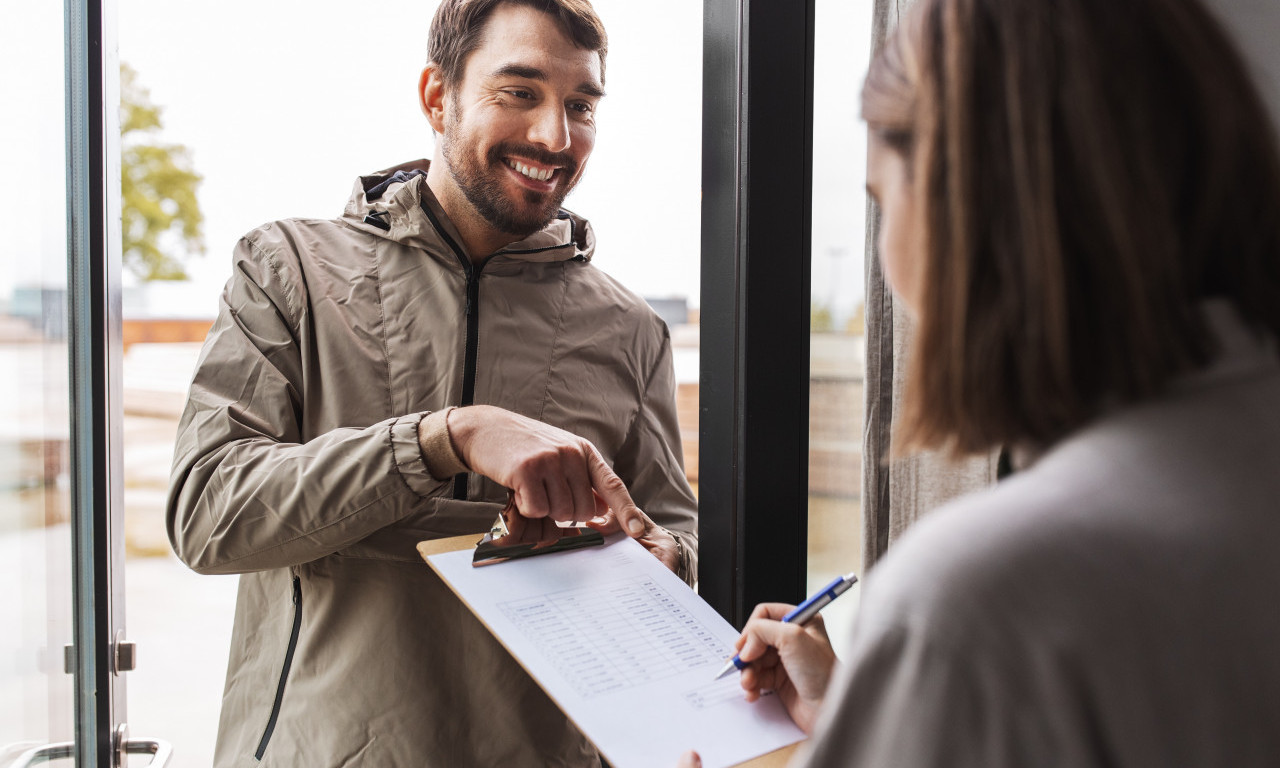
left=0, top=1, right=76, bottom=756
left=808, top=0, right=872, bottom=653
left=117, top=0, right=701, bottom=761
left=576, top=2, right=703, bottom=499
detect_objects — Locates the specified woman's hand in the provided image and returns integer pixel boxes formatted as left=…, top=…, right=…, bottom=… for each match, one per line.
left=734, top=602, right=838, bottom=734
left=674, top=603, right=835, bottom=765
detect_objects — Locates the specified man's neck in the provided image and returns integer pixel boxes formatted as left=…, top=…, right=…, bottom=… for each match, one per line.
left=424, top=159, right=523, bottom=264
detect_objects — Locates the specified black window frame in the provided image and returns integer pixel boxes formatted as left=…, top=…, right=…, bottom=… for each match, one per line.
left=700, top=0, right=816, bottom=627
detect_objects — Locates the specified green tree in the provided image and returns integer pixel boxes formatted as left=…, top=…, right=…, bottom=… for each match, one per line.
left=845, top=301, right=865, bottom=336
left=810, top=300, right=834, bottom=333
left=121, top=62, right=204, bottom=280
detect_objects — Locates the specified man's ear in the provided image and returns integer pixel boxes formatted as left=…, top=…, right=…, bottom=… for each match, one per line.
left=419, top=64, right=448, bottom=134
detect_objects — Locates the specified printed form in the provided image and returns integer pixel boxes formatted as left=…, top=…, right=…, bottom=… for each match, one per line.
left=426, top=534, right=806, bottom=768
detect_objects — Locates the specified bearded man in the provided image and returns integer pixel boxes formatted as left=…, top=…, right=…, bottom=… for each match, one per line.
left=167, top=1, right=698, bottom=765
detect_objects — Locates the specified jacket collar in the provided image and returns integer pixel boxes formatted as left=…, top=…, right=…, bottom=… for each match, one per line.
left=341, top=159, right=595, bottom=266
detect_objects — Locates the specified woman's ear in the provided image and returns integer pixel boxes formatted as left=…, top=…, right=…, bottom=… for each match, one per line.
left=419, top=64, right=448, bottom=133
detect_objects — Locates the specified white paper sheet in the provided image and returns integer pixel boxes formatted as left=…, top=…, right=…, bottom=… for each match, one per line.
left=427, top=534, right=806, bottom=768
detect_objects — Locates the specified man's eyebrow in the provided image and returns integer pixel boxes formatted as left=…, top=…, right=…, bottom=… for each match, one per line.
left=492, top=63, right=605, bottom=99
left=576, top=81, right=606, bottom=99
left=494, top=63, right=547, bottom=82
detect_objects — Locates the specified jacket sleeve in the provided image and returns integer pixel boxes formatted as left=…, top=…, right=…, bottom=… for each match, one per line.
left=612, top=325, right=700, bottom=584
left=166, top=233, right=449, bottom=575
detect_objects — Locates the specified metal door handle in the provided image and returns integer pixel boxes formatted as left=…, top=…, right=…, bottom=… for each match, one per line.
left=121, top=738, right=172, bottom=766
left=8, top=737, right=172, bottom=767
left=6, top=742, right=72, bottom=766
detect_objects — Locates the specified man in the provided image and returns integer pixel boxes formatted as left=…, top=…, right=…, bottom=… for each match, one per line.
left=166, top=1, right=698, bottom=765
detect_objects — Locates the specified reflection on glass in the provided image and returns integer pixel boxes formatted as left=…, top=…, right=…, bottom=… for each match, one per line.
left=808, top=0, right=873, bottom=655
left=0, top=0, right=76, bottom=759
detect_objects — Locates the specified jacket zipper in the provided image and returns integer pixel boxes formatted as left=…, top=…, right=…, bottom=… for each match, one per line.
left=419, top=200, right=497, bottom=501
left=255, top=575, right=302, bottom=760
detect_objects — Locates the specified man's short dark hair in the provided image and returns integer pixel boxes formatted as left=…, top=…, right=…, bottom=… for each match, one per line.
left=428, top=0, right=608, bottom=88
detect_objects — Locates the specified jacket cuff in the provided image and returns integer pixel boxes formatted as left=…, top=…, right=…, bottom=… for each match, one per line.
left=390, top=412, right=451, bottom=497
left=418, top=407, right=469, bottom=480
left=668, top=529, right=699, bottom=587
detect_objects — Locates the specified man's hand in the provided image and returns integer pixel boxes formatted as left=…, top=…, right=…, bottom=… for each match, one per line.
left=442, top=406, right=686, bottom=576
left=442, top=405, right=648, bottom=519
left=586, top=504, right=681, bottom=575
left=447, top=405, right=634, bottom=522
left=734, top=602, right=838, bottom=734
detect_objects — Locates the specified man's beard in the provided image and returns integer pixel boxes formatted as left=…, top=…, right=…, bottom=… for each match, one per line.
left=441, top=112, right=581, bottom=238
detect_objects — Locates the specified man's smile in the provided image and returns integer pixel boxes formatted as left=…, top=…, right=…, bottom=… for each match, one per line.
left=504, top=157, right=560, bottom=184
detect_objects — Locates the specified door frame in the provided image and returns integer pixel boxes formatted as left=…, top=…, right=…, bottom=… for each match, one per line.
left=700, top=0, right=817, bottom=627
left=66, top=0, right=127, bottom=763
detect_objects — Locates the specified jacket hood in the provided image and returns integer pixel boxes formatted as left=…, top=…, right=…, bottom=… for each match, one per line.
left=341, top=158, right=595, bottom=265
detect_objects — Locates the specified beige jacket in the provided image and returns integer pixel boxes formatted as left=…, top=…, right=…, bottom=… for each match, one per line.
left=167, top=160, right=699, bottom=767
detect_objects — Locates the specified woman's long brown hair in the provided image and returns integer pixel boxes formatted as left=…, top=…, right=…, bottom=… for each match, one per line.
left=864, top=0, right=1280, bottom=456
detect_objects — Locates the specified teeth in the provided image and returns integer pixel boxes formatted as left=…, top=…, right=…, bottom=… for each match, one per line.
left=509, top=160, right=554, bottom=182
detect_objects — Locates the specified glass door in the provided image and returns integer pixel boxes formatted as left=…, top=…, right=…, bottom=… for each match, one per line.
left=3, top=0, right=169, bottom=765
left=1, top=1, right=80, bottom=763
left=10, top=0, right=710, bottom=763
left=806, top=0, right=873, bottom=654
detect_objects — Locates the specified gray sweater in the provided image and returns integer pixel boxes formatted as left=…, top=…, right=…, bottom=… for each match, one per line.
left=801, top=301, right=1280, bottom=767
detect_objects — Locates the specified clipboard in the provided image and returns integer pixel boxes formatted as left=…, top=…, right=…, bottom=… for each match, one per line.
left=418, top=535, right=803, bottom=768
left=470, top=515, right=606, bottom=566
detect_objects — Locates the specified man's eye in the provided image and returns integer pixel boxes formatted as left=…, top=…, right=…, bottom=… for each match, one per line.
left=509, top=89, right=535, bottom=100
left=569, top=102, right=594, bottom=115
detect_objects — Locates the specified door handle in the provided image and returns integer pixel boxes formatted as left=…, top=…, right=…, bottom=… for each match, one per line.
left=119, top=738, right=173, bottom=766
left=6, top=742, right=72, bottom=766
left=110, top=724, right=172, bottom=767
left=8, top=737, right=172, bottom=767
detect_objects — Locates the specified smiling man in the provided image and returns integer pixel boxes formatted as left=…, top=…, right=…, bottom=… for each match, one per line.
left=167, top=1, right=698, bottom=766
left=424, top=2, right=605, bottom=254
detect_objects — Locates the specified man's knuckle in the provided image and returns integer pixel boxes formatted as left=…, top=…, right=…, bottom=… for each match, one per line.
left=557, top=443, right=585, bottom=463
left=528, top=448, right=558, bottom=470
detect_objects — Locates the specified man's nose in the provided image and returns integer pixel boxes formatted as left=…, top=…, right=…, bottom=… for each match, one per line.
left=527, top=104, right=571, bottom=153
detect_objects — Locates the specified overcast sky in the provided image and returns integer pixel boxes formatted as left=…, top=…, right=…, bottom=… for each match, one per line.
left=4, top=0, right=871, bottom=323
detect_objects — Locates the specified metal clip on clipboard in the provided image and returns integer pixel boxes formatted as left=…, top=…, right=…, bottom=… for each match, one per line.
left=471, top=500, right=605, bottom=567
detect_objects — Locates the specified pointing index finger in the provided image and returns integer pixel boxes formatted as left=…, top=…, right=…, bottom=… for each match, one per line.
left=585, top=446, right=645, bottom=537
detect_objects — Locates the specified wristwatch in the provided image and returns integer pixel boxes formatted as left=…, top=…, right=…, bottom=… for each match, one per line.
left=666, top=528, right=692, bottom=585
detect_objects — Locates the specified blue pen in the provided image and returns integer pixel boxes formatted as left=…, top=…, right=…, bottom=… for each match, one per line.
left=713, top=572, right=859, bottom=680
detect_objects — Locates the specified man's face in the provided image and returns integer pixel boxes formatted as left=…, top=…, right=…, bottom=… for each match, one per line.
left=438, top=4, right=603, bottom=239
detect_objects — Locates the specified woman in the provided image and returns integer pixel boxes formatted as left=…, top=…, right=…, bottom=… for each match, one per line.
left=684, top=0, right=1280, bottom=764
